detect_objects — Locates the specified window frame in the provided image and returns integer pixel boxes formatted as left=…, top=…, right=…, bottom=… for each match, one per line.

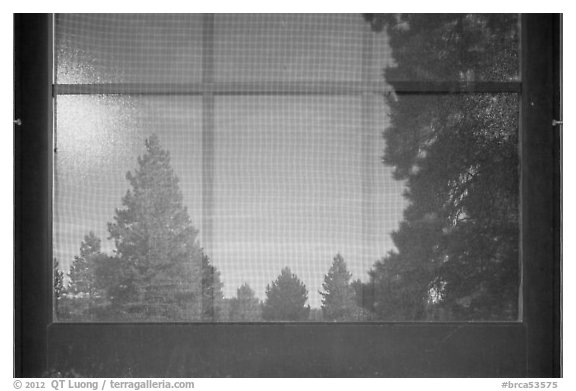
left=14, top=13, right=561, bottom=377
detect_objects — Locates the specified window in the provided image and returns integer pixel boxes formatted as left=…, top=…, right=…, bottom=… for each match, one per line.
left=15, top=13, right=561, bottom=377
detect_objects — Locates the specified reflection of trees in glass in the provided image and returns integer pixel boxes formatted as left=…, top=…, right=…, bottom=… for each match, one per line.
left=364, top=14, right=519, bottom=82
left=262, top=267, right=310, bottom=321
left=229, top=283, right=262, bottom=322
left=358, top=14, right=519, bottom=320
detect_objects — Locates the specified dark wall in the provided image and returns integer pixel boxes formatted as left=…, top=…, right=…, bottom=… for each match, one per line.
left=14, top=14, right=52, bottom=377
left=48, top=323, right=525, bottom=377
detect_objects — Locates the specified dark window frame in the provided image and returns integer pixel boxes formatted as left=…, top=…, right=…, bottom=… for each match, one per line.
left=14, top=13, right=561, bottom=377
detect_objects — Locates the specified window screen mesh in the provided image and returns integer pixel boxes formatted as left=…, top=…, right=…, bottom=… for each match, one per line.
left=56, top=14, right=203, bottom=84
left=211, top=96, right=405, bottom=311
left=53, top=14, right=520, bottom=322
left=214, top=14, right=372, bottom=82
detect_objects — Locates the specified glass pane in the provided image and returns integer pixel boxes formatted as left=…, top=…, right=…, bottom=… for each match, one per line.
left=212, top=96, right=406, bottom=321
left=53, top=14, right=521, bottom=323
left=366, top=13, right=520, bottom=82
left=214, top=14, right=369, bottom=82
left=214, top=14, right=519, bottom=83
left=56, top=14, right=203, bottom=84
left=54, top=96, right=203, bottom=321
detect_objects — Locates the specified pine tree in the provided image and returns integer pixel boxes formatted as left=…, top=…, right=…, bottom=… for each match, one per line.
left=54, top=258, right=65, bottom=300
left=262, top=267, right=310, bottom=321
left=107, top=134, right=203, bottom=321
left=319, top=254, right=359, bottom=321
left=229, top=283, right=262, bottom=321
left=65, top=232, right=110, bottom=319
left=91, top=255, right=128, bottom=318
left=68, top=232, right=102, bottom=297
left=201, top=253, right=225, bottom=321
left=53, top=258, right=65, bottom=317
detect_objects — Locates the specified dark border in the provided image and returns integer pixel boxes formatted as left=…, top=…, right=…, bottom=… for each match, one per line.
left=521, top=14, right=562, bottom=377
left=14, top=14, right=53, bottom=377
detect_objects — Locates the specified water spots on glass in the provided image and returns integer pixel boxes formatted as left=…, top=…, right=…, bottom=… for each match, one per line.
left=56, top=14, right=203, bottom=84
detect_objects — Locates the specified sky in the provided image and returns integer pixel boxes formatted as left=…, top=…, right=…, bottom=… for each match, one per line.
left=53, top=13, right=406, bottom=309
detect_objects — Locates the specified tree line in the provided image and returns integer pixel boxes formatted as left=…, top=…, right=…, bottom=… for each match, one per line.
left=54, top=135, right=370, bottom=322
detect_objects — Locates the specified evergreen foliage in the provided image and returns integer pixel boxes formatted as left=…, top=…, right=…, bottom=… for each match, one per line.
left=262, top=267, right=310, bottom=321
left=53, top=258, right=65, bottom=300
left=320, top=254, right=359, bottom=321
left=53, top=258, right=65, bottom=317
left=60, top=232, right=110, bottom=320
left=201, top=253, right=225, bottom=321
left=359, top=14, right=520, bottom=320
left=229, top=283, right=262, bottom=321
left=67, top=232, right=102, bottom=297
left=107, top=134, right=204, bottom=320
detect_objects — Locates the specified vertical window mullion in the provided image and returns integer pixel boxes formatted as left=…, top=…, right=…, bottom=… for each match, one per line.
left=361, top=22, right=375, bottom=277
left=202, top=14, right=215, bottom=259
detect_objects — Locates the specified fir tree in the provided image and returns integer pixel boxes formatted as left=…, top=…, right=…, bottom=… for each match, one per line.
left=65, top=232, right=110, bottom=319
left=53, top=258, right=65, bottom=300
left=107, top=134, right=203, bottom=320
left=68, top=232, right=101, bottom=297
left=53, top=258, right=65, bottom=318
left=319, top=254, right=359, bottom=321
left=201, top=253, right=225, bottom=321
left=229, top=283, right=262, bottom=321
left=262, top=267, right=310, bottom=321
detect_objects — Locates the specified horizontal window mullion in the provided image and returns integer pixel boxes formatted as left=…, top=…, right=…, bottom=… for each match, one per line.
left=53, top=81, right=521, bottom=96
left=393, top=81, right=521, bottom=94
